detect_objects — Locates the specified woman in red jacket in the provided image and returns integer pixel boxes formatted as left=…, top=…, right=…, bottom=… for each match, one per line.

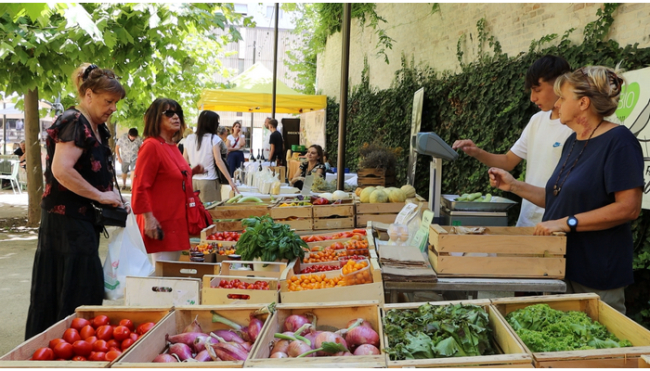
left=131, top=98, right=204, bottom=263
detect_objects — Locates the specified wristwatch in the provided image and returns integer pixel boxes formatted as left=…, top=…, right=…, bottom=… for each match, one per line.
left=567, top=216, right=578, bottom=233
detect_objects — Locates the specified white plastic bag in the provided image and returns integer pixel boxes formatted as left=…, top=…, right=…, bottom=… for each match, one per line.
left=103, top=213, right=154, bottom=300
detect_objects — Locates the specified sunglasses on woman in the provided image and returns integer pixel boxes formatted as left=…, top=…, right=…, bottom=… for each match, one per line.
left=162, top=109, right=183, bottom=118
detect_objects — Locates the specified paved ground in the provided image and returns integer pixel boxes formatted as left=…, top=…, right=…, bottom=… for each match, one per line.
left=0, top=179, right=132, bottom=356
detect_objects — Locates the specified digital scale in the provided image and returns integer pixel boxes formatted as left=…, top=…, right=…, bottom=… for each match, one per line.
left=413, top=132, right=518, bottom=227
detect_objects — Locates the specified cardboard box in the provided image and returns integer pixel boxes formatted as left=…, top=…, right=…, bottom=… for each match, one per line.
left=154, top=260, right=220, bottom=280
left=221, top=260, right=288, bottom=279
left=125, top=276, right=201, bottom=306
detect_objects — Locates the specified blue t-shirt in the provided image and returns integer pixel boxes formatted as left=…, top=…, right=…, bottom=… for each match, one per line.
left=543, top=125, right=643, bottom=290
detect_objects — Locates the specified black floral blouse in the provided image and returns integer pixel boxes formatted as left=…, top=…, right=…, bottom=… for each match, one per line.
left=41, top=108, right=115, bottom=222
left=299, top=161, right=326, bottom=178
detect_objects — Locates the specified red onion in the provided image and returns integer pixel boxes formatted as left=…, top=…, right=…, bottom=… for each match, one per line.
left=270, top=351, right=288, bottom=358
left=193, top=334, right=218, bottom=353
left=248, top=317, right=264, bottom=342
left=287, top=340, right=313, bottom=358
left=353, top=344, right=380, bottom=355
left=333, top=351, right=353, bottom=356
left=346, top=326, right=380, bottom=348
left=167, top=332, right=205, bottom=347
left=345, top=318, right=373, bottom=329
left=271, top=339, right=290, bottom=354
left=240, top=342, right=252, bottom=352
left=283, top=314, right=312, bottom=334
left=182, top=315, right=203, bottom=333
left=211, top=330, right=246, bottom=345
left=303, top=330, right=321, bottom=349
left=194, top=349, right=212, bottom=362
left=212, top=342, right=249, bottom=361
left=153, top=353, right=179, bottom=362
left=314, top=332, right=348, bottom=356
left=169, top=343, right=193, bottom=361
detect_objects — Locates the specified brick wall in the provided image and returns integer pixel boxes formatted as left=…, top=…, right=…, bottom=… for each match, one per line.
left=316, top=3, right=650, bottom=99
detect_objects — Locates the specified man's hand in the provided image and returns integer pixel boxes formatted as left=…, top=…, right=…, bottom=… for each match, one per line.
left=534, top=219, right=570, bottom=235
left=452, top=139, right=481, bottom=157
left=488, top=167, right=516, bottom=192
left=191, top=164, right=205, bottom=176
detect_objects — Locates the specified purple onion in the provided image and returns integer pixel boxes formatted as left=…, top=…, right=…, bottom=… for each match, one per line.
left=248, top=317, right=264, bottom=342
left=194, top=349, right=212, bottom=362
left=193, top=333, right=218, bottom=353
left=353, top=344, right=380, bottom=355
left=167, top=332, right=206, bottom=347
left=153, top=354, right=179, bottom=363
left=211, top=330, right=246, bottom=345
left=182, top=315, right=203, bottom=333
left=284, top=314, right=311, bottom=334
left=169, top=343, right=193, bottom=361
left=212, top=342, right=249, bottom=361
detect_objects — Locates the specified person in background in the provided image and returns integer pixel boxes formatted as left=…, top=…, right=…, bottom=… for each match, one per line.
left=452, top=55, right=573, bottom=226
left=131, top=98, right=204, bottom=264
left=183, top=110, right=238, bottom=203
left=267, top=118, right=284, bottom=166
left=226, top=120, right=245, bottom=176
left=322, top=150, right=331, bottom=172
left=115, top=127, right=142, bottom=190
left=488, top=66, right=643, bottom=313
left=13, top=140, right=26, bottom=169
left=290, top=144, right=326, bottom=190
left=217, top=126, right=229, bottom=153
left=25, top=63, right=126, bottom=339
left=177, top=127, right=193, bottom=155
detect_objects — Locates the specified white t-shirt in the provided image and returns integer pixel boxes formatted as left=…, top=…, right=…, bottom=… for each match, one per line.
left=510, top=110, right=573, bottom=226
left=227, top=134, right=246, bottom=150
left=184, top=133, right=222, bottom=180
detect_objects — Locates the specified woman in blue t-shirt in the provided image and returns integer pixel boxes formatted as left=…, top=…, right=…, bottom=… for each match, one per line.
left=488, top=66, right=643, bottom=313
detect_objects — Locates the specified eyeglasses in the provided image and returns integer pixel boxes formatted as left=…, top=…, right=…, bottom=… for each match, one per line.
left=162, top=109, right=182, bottom=118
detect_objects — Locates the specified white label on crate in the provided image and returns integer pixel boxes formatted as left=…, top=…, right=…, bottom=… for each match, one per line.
left=395, top=203, right=418, bottom=225
left=301, top=175, right=314, bottom=197
left=412, top=209, right=434, bottom=252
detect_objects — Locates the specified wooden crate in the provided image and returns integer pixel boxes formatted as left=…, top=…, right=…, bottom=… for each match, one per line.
left=355, top=195, right=427, bottom=228
left=275, top=218, right=313, bottom=231
left=491, top=293, right=650, bottom=368
left=269, top=203, right=313, bottom=219
left=383, top=300, right=532, bottom=368
left=202, top=275, right=279, bottom=305
left=279, top=258, right=384, bottom=304
left=209, top=202, right=271, bottom=231
left=0, top=306, right=171, bottom=368
left=221, top=260, right=289, bottom=279
left=245, top=301, right=386, bottom=367
left=357, top=168, right=396, bottom=187
left=113, top=305, right=272, bottom=368
left=125, top=276, right=201, bottom=306
left=640, top=355, right=650, bottom=368
left=312, top=200, right=354, bottom=218
left=199, top=224, right=238, bottom=246
left=179, top=251, right=217, bottom=263
left=154, top=260, right=220, bottom=280
left=313, top=217, right=355, bottom=230
left=428, top=224, right=566, bottom=279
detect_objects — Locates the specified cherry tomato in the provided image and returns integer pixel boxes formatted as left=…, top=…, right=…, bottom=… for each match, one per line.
left=118, top=319, right=135, bottom=332
left=72, top=340, right=92, bottom=357
left=88, top=351, right=106, bottom=362
left=106, top=339, right=120, bottom=350
left=92, top=340, right=109, bottom=353
left=112, top=325, right=130, bottom=342
left=48, top=338, right=66, bottom=349
left=136, top=322, right=155, bottom=335
left=91, top=315, right=110, bottom=329
left=53, top=341, right=74, bottom=360
left=105, top=349, right=122, bottom=361
left=70, top=318, right=90, bottom=331
left=121, top=338, right=135, bottom=350
left=32, top=347, right=54, bottom=361
left=80, top=325, right=95, bottom=340
left=71, top=355, right=86, bottom=361
left=95, top=325, right=114, bottom=341
left=63, top=328, right=81, bottom=344
left=129, top=333, right=139, bottom=342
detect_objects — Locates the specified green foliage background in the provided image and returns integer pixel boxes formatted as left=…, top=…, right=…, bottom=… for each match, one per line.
left=324, top=4, right=650, bottom=327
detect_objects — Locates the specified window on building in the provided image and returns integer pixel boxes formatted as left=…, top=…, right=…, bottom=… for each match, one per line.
left=234, top=4, right=248, bottom=14
left=266, top=6, right=273, bottom=18
left=236, top=112, right=243, bottom=117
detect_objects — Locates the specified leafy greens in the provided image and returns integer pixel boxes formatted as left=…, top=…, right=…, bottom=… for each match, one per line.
left=505, top=304, right=633, bottom=352
left=383, top=303, right=495, bottom=361
left=235, top=215, right=307, bottom=263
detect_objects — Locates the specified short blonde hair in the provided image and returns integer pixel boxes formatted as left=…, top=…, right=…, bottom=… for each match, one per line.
left=554, top=65, right=625, bottom=117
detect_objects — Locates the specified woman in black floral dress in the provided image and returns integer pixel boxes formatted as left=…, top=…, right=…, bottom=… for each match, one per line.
left=25, top=64, right=126, bottom=339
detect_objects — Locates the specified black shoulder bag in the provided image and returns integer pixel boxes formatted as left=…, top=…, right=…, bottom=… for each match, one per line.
left=92, top=169, right=128, bottom=227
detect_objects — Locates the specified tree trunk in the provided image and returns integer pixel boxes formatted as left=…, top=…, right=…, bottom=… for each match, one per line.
left=24, top=88, right=44, bottom=227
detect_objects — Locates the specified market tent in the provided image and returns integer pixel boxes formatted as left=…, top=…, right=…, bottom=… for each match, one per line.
left=197, top=62, right=327, bottom=114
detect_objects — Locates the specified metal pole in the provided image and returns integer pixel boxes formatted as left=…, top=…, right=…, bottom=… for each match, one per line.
left=337, top=3, right=351, bottom=191
left=271, top=3, right=279, bottom=119
left=251, top=41, right=255, bottom=152
left=3, top=101, right=6, bottom=155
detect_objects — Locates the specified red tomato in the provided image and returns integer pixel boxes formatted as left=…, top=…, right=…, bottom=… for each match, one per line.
left=92, top=340, right=109, bottom=353
left=207, top=234, right=216, bottom=240
left=129, top=333, right=139, bottom=342
left=32, top=347, right=54, bottom=361
left=118, top=319, right=135, bottom=332
left=226, top=237, right=234, bottom=241
left=72, top=340, right=92, bottom=357
left=106, top=339, right=120, bottom=350
left=85, top=336, right=97, bottom=345
left=112, top=325, right=130, bottom=342
left=105, top=349, right=122, bottom=362
left=53, top=341, right=74, bottom=360
left=121, top=338, right=135, bottom=350
left=48, top=338, right=66, bottom=349
left=136, top=322, right=155, bottom=335
left=70, top=318, right=90, bottom=331
left=91, top=315, right=110, bottom=329
left=95, top=325, right=114, bottom=341
left=80, top=325, right=95, bottom=340
left=71, top=355, right=86, bottom=361
left=88, top=351, right=106, bottom=361
left=63, top=328, right=81, bottom=344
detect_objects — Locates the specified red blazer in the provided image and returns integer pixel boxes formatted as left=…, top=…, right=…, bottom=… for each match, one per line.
left=132, top=137, right=191, bottom=254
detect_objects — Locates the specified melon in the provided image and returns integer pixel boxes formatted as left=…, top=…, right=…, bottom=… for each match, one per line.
left=388, top=189, right=407, bottom=203
left=401, top=185, right=416, bottom=198
left=369, top=189, right=389, bottom=203
left=360, top=187, right=376, bottom=203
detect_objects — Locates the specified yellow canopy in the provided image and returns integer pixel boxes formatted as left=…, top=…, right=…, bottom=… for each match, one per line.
left=198, top=62, right=327, bottom=114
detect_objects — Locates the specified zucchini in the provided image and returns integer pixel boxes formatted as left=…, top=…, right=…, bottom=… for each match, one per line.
left=467, top=192, right=482, bottom=201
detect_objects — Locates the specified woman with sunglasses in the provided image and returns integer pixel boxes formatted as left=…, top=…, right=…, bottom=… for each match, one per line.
left=226, top=120, right=246, bottom=177
left=488, top=66, right=643, bottom=313
left=25, top=63, right=126, bottom=339
left=131, top=98, right=205, bottom=263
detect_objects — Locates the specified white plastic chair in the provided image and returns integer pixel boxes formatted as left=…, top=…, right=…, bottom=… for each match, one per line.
left=0, top=159, right=22, bottom=194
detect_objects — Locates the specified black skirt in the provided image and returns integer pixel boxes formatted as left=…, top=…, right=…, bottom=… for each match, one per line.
left=25, top=211, right=104, bottom=340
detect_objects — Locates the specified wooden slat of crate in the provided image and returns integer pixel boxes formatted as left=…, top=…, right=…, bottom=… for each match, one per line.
left=221, top=260, right=288, bottom=279
left=214, top=220, right=246, bottom=231
left=154, top=260, right=220, bottom=279
left=428, top=224, right=566, bottom=279
left=0, top=307, right=171, bottom=368
left=491, top=293, right=650, bottom=368
left=245, top=301, right=386, bottom=367
left=356, top=195, right=428, bottom=214
left=640, top=355, right=650, bottom=368
left=270, top=204, right=313, bottom=219
left=356, top=213, right=398, bottom=227
left=125, top=276, right=201, bottom=306
left=313, top=204, right=354, bottom=218
left=313, top=217, right=355, bottom=230
left=276, top=218, right=313, bottom=231
left=383, top=300, right=532, bottom=368
left=113, top=305, right=272, bottom=368
left=201, top=275, right=279, bottom=305
left=209, top=203, right=270, bottom=219
left=279, top=258, right=384, bottom=304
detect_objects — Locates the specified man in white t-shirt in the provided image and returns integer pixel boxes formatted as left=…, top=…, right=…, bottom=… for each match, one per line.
left=452, top=55, right=573, bottom=226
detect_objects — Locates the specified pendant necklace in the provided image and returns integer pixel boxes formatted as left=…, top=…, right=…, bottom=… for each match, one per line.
left=552, top=119, right=604, bottom=196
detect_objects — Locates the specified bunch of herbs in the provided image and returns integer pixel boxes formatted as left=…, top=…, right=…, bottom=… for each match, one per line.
left=235, top=215, right=307, bottom=263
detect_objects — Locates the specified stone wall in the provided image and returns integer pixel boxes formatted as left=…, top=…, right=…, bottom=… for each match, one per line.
left=316, top=3, right=650, bottom=99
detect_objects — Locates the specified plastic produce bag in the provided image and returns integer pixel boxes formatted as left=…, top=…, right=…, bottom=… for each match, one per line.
left=103, top=213, right=154, bottom=300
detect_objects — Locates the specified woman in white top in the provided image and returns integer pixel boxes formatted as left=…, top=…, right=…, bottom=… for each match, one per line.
left=183, top=111, right=238, bottom=203
left=226, top=120, right=246, bottom=177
